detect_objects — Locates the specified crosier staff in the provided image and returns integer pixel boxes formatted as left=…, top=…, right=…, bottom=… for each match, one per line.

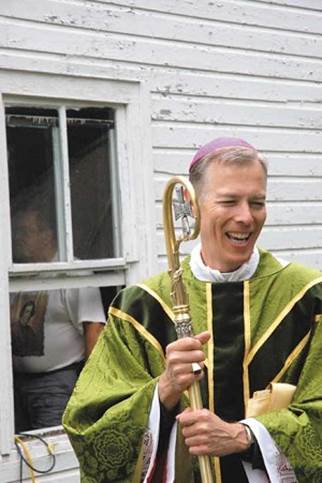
left=163, top=176, right=214, bottom=483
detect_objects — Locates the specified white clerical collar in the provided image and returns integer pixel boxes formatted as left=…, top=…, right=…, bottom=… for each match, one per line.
left=189, top=243, right=260, bottom=283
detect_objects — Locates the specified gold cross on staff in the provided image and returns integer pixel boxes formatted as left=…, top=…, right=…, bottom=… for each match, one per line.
left=173, top=185, right=193, bottom=238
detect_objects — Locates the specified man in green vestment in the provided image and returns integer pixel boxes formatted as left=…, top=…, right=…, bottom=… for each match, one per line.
left=63, top=137, right=322, bottom=483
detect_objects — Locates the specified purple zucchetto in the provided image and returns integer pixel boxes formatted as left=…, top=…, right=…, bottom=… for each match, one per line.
left=189, top=137, right=255, bottom=172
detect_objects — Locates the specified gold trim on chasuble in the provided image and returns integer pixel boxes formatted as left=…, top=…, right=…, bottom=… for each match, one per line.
left=270, top=311, right=322, bottom=383
left=245, top=276, right=322, bottom=367
left=206, top=283, right=221, bottom=483
left=271, top=332, right=311, bottom=383
left=137, top=283, right=210, bottom=372
left=108, top=306, right=165, bottom=361
left=136, top=283, right=175, bottom=322
left=243, top=281, right=251, bottom=408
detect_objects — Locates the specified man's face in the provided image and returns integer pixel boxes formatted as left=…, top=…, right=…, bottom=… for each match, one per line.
left=198, top=160, right=267, bottom=272
left=12, top=211, right=53, bottom=263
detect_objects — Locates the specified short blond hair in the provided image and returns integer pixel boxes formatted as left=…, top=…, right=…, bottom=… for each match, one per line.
left=189, top=146, right=267, bottom=196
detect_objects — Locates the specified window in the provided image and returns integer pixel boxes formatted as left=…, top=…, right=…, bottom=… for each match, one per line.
left=7, top=103, right=122, bottom=268
left=6, top=101, right=122, bottom=436
left=0, top=72, right=154, bottom=478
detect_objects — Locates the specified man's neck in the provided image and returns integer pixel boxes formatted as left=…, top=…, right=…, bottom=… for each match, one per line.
left=190, top=244, right=260, bottom=283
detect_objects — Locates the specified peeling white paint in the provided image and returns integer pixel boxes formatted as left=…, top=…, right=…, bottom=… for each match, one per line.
left=0, top=1, right=322, bottom=480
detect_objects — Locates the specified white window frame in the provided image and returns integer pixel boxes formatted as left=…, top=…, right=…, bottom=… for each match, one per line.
left=0, top=70, right=156, bottom=479
left=6, top=100, right=125, bottom=275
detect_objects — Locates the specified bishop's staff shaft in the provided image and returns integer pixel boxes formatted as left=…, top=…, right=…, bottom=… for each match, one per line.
left=163, top=176, right=214, bottom=483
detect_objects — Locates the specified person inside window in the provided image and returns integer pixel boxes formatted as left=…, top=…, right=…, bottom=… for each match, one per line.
left=64, top=138, right=322, bottom=482
left=11, top=204, right=106, bottom=432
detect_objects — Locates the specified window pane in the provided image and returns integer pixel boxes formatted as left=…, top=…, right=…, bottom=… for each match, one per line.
left=6, top=106, right=59, bottom=263
left=67, top=107, right=118, bottom=260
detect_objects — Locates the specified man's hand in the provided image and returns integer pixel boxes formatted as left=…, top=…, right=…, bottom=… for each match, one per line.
left=158, top=331, right=211, bottom=410
left=177, top=408, right=250, bottom=456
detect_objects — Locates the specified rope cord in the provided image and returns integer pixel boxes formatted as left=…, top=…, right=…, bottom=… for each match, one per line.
left=15, top=433, right=56, bottom=483
left=15, top=437, right=36, bottom=483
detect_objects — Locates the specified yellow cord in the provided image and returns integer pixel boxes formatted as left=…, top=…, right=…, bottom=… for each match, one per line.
left=47, top=443, right=55, bottom=455
left=15, top=436, right=36, bottom=483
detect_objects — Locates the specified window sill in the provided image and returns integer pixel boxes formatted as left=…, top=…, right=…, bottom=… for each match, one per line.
left=10, top=257, right=127, bottom=274
left=2, top=427, right=79, bottom=482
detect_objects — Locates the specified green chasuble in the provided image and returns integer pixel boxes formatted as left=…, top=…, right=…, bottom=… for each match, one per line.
left=63, top=250, right=322, bottom=483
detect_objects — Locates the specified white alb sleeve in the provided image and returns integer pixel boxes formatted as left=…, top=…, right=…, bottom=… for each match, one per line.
left=143, top=385, right=177, bottom=483
left=241, top=418, right=298, bottom=482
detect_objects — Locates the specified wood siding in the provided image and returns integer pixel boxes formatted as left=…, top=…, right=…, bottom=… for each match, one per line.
left=1, top=1, right=322, bottom=481
left=1, top=0, right=322, bottom=267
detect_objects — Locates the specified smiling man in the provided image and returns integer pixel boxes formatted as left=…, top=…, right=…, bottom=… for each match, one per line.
left=192, top=139, right=267, bottom=273
left=64, top=138, right=322, bottom=483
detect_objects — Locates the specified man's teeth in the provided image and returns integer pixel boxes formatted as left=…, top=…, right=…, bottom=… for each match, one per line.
left=227, top=233, right=250, bottom=241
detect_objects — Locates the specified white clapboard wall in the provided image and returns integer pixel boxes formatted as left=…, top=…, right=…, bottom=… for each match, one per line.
left=1, top=0, right=322, bottom=275
left=148, top=1, right=322, bottom=272
left=0, top=1, right=322, bottom=480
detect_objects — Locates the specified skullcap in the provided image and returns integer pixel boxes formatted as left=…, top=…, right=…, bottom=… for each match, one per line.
left=189, top=137, right=255, bottom=172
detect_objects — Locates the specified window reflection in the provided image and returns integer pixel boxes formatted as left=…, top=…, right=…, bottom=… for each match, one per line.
left=68, top=107, right=118, bottom=260
left=6, top=106, right=58, bottom=263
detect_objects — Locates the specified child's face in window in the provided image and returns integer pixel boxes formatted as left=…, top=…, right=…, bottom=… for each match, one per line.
left=12, top=210, right=54, bottom=263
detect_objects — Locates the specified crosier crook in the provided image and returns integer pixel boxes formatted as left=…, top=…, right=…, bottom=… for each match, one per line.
left=163, top=176, right=214, bottom=483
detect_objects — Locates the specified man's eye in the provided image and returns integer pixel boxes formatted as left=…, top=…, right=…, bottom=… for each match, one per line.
left=251, top=201, right=265, bottom=208
left=220, top=200, right=235, bottom=205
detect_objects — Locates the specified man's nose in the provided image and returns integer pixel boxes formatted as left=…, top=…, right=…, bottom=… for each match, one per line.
left=235, top=202, right=253, bottom=224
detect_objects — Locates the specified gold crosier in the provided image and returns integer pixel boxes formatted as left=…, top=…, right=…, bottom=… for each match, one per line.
left=163, top=176, right=214, bottom=483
